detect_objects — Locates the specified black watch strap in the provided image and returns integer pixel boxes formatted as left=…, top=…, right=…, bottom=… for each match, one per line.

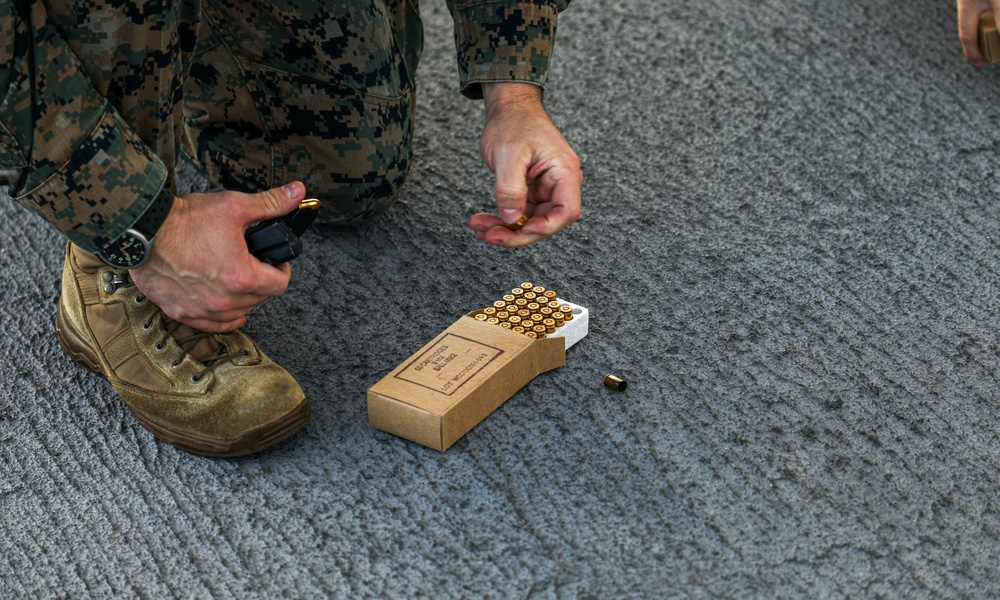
left=96, top=188, right=175, bottom=269
left=132, top=187, right=175, bottom=240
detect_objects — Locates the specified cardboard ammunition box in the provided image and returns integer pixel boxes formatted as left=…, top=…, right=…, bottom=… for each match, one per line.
left=367, top=314, right=567, bottom=451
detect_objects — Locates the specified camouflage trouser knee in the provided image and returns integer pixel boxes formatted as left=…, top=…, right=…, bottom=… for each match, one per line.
left=183, top=1, right=423, bottom=225
left=40, top=0, right=423, bottom=226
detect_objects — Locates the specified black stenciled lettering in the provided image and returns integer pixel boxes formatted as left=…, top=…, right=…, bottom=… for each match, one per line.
left=432, top=353, right=459, bottom=372
left=451, top=352, right=490, bottom=382
left=414, top=344, right=449, bottom=372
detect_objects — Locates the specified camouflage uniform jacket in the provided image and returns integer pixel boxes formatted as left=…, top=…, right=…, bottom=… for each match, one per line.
left=0, top=0, right=570, bottom=254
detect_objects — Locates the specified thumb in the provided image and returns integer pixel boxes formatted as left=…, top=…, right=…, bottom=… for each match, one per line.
left=494, top=161, right=529, bottom=225
left=241, top=181, right=306, bottom=224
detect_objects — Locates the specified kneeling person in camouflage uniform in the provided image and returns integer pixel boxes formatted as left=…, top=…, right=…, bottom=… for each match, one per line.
left=0, top=0, right=582, bottom=456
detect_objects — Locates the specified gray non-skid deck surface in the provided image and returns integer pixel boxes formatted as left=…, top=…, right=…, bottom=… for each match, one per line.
left=3, top=0, right=1000, bottom=597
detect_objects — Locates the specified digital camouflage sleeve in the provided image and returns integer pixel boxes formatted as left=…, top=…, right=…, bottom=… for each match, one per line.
left=446, top=0, right=572, bottom=99
left=0, top=2, right=170, bottom=254
left=0, top=1, right=570, bottom=254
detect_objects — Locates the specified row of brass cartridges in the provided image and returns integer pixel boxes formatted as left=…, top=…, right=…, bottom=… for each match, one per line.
left=474, top=283, right=574, bottom=339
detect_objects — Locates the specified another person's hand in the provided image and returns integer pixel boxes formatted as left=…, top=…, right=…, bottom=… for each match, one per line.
left=130, top=182, right=307, bottom=332
left=958, top=0, right=996, bottom=66
left=471, top=82, right=583, bottom=247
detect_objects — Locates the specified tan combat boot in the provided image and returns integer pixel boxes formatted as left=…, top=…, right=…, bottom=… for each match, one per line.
left=54, top=243, right=309, bottom=456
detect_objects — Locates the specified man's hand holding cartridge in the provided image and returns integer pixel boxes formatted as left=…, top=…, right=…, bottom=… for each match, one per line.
left=131, top=182, right=306, bottom=333
left=470, top=83, right=583, bottom=248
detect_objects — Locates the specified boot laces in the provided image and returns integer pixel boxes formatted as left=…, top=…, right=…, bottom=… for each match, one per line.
left=107, top=272, right=247, bottom=382
left=153, top=314, right=247, bottom=382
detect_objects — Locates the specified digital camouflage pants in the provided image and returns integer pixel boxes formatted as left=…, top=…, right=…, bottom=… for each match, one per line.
left=44, top=0, right=423, bottom=225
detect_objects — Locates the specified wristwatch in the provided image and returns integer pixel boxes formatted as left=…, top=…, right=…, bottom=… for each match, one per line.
left=98, top=189, right=175, bottom=269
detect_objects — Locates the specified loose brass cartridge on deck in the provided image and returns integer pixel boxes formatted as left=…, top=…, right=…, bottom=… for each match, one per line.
left=604, top=375, right=628, bottom=392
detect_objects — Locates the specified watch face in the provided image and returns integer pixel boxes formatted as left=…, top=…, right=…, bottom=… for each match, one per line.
left=99, top=230, right=150, bottom=269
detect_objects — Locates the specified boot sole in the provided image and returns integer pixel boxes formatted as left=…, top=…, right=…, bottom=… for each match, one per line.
left=55, top=301, right=310, bottom=457
left=132, top=397, right=311, bottom=458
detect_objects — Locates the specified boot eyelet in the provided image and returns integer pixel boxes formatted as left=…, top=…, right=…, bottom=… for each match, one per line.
left=102, top=273, right=128, bottom=294
left=171, top=358, right=183, bottom=368
left=155, top=341, right=166, bottom=352
left=191, top=373, right=203, bottom=384
left=142, top=320, right=153, bottom=331
left=135, top=294, right=147, bottom=305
